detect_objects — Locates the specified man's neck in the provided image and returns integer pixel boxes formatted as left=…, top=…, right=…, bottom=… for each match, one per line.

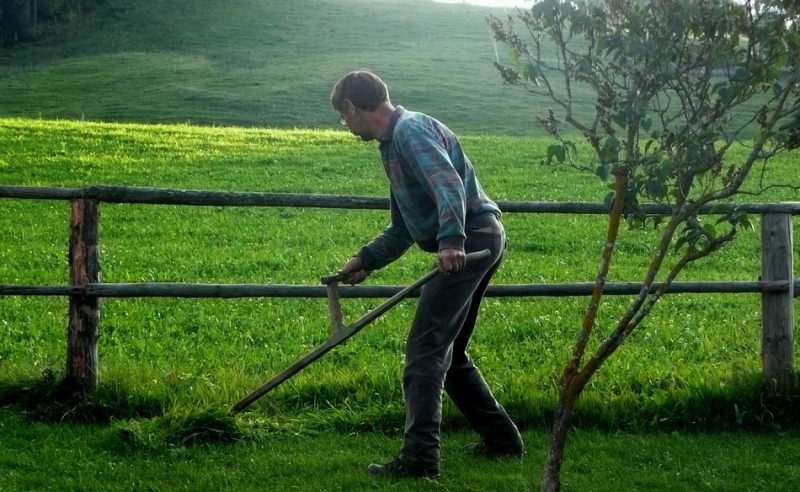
left=366, top=102, right=396, bottom=140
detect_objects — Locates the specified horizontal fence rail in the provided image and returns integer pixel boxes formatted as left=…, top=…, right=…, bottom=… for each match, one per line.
left=3, top=184, right=800, bottom=214
left=0, top=184, right=796, bottom=394
left=1, top=280, right=799, bottom=298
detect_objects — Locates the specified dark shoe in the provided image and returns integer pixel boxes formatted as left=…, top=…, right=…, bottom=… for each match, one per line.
left=367, top=457, right=440, bottom=478
left=465, top=440, right=524, bottom=458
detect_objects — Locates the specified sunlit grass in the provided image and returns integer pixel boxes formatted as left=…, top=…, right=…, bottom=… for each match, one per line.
left=0, top=117, right=797, bottom=491
left=2, top=117, right=798, bottom=436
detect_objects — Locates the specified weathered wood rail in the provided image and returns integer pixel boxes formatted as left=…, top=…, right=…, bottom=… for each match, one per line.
left=1, top=185, right=797, bottom=393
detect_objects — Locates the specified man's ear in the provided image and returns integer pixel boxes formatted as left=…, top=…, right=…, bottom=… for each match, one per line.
left=343, top=99, right=359, bottom=115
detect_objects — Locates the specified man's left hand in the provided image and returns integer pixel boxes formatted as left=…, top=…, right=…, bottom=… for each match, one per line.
left=437, top=248, right=466, bottom=274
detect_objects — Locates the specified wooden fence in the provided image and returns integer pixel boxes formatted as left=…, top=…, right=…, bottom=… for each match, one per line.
left=1, top=185, right=797, bottom=393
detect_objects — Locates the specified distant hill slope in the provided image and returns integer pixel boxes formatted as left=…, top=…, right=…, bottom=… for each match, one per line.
left=0, top=0, right=557, bottom=135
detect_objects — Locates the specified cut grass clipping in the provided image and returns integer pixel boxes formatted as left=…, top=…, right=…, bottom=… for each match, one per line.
left=0, top=370, right=268, bottom=449
left=120, top=408, right=248, bottom=449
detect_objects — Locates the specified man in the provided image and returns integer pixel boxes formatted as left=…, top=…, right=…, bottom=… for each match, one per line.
left=331, top=70, right=523, bottom=478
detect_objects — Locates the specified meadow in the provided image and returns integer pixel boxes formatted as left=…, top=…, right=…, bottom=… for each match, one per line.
left=0, top=0, right=562, bottom=135
left=1, top=0, right=800, bottom=489
left=1, top=117, right=799, bottom=490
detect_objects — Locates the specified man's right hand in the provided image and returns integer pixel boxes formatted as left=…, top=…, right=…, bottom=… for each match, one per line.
left=339, top=256, right=370, bottom=285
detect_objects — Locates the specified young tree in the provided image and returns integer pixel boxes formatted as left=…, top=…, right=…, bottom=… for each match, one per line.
left=488, top=0, right=800, bottom=490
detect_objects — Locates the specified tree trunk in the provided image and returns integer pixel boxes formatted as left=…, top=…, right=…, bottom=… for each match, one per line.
left=540, top=170, right=628, bottom=491
left=541, top=391, right=576, bottom=492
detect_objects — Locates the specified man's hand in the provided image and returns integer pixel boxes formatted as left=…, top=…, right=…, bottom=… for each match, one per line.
left=437, top=248, right=466, bottom=274
left=339, top=256, right=370, bottom=285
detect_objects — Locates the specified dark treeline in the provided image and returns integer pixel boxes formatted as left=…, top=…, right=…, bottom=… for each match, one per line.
left=0, top=0, right=104, bottom=47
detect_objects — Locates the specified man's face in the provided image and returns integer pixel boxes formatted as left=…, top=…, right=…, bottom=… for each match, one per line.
left=338, top=101, right=373, bottom=141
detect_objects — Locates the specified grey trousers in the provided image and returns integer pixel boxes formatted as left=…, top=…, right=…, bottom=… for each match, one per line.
left=399, top=215, right=522, bottom=469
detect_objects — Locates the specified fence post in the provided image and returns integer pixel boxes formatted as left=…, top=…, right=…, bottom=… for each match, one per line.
left=761, top=213, right=794, bottom=393
left=67, top=199, right=101, bottom=393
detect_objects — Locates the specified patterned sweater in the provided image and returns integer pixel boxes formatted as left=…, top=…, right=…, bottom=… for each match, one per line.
left=357, top=106, right=500, bottom=270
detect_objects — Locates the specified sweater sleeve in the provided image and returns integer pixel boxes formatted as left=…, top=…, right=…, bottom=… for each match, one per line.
left=356, top=191, right=415, bottom=270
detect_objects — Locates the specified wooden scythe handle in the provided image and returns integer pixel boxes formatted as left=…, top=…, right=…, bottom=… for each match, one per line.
left=230, top=249, right=491, bottom=413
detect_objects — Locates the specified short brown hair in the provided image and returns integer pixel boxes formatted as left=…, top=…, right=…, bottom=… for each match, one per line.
left=330, top=70, right=389, bottom=112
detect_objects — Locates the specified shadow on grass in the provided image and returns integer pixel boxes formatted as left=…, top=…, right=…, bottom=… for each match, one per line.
left=0, top=369, right=164, bottom=423
left=256, top=371, right=800, bottom=435
left=512, top=372, right=800, bottom=432
left=0, top=370, right=261, bottom=449
left=2, top=370, right=799, bottom=450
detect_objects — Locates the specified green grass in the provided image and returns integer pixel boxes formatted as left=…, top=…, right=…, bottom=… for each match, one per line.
left=0, top=0, right=767, bottom=138
left=3, top=405, right=800, bottom=491
left=2, top=0, right=800, bottom=487
left=0, top=0, right=560, bottom=135
left=1, top=117, right=799, bottom=489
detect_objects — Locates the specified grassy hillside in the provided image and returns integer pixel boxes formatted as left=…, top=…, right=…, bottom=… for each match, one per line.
left=0, top=0, right=558, bottom=134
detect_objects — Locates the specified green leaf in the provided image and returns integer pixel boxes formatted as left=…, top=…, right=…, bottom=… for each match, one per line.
left=612, top=111, right=628, bottom=128
left=631, top=40, right=650, bottom=56
left=522, top=63, right=539, bottom=83
left=712, top=81, right=728, bottom=93
left=546, top=144, right=565, bottom=164
left=772, top=82, right=782, bottom=98
left=645, top=180, right=668, bottom=199
left=601, top=136, right=619, bottom=162
left=719, top=86, right=735, bottom=105
left=575, top=58, right=593, bottom=77
left=623, top=187, right=638, bottom=207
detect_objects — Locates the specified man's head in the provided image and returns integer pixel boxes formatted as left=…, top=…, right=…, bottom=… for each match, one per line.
left=330, top=70, right=389, bottom=113
left=331, top=70, right=393, bottom=141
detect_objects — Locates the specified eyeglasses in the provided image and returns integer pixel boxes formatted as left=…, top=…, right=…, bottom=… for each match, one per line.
left=338, top=101, right=353, bottom=126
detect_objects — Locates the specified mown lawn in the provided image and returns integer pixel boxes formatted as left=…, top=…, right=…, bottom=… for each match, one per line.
left=3, top=406, right=800, bottom=491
